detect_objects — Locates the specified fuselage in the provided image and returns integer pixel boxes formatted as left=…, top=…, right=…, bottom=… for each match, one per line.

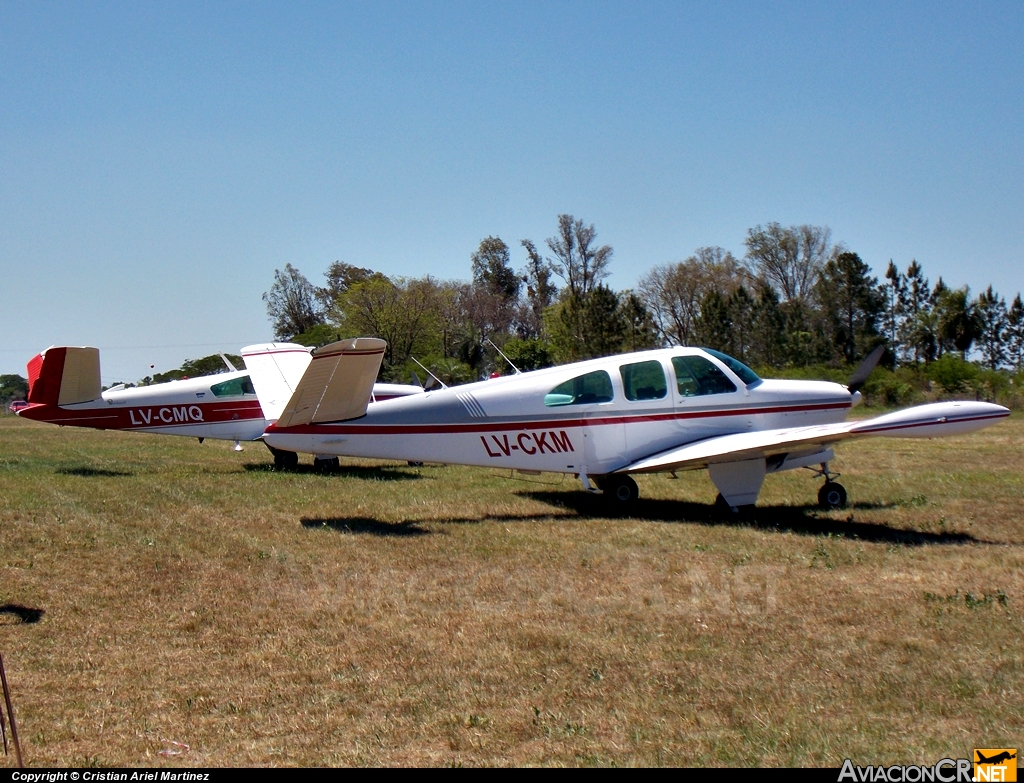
left=18, top=372, right=423, bottom=441
left=263, top=347, right=855, bottom=476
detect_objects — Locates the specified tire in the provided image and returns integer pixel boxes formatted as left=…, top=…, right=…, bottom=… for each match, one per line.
left=314, top=456, right=340, bottom=473
left=818, top=482, right=848, bottom=509
left=603, top=475, right=639, bottom=503
left=273, top=450, right=299, bottom=471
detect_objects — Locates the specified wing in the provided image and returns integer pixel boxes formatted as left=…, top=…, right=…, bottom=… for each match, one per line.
left=274, top=338, right=387, bottom=428
left=619, top=401, right=1009, bottom=474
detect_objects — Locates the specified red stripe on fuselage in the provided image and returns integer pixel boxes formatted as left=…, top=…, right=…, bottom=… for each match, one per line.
left=19, top=399, right=264, bottom=430
left=266, top=400, right=852, bottom=436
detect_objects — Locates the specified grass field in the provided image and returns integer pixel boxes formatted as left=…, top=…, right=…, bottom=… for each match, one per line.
left=1, top=413, right=1021, bottom=767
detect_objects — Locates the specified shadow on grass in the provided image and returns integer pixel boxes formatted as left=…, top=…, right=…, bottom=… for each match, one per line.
left=244, top=463, right=422, bottom=481
left=57, top=467, right=133, bottom=477
left=0, top=604, right=45, bottom=624
left=518, top=491, right=989, bottom=546
left=302, top=517, right=430, bottom=537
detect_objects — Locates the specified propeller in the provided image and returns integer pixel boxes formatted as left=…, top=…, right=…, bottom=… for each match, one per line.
left=410, top=371, right=423, bottom=389
left=847, top=345, right=885, bottom=394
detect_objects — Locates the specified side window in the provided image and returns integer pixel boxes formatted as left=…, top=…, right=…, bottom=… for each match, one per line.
left=619, top=360, right=667, bottom=402
left=210, top=376, right=256, bottom=397
left=671, top=356, right=737, bottom=397
left=544, top=370, right=614, bottom=407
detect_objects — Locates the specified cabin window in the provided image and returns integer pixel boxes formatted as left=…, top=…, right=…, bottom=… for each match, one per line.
left=702, top=348, right=762, bottom=387
left=671, top=356, right=737, bottom=397
left=544, top=370, right=614, bottom=406
left=210, top=375, right=256, bottom=397
left=619, top=360, right=667, bottom=401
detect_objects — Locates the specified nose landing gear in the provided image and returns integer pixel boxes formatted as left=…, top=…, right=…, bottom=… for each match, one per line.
left=810, top=461, right=847, bottom=509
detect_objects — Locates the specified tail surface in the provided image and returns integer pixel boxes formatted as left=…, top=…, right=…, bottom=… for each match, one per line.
left=275, top=338, right=387, bottom=428
left=26, top=347, right=102, bottom=406
left=240, top=343, right=313, bottom=422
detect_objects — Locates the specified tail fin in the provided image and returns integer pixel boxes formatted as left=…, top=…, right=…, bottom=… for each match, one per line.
left=26, top=346, right=101, bottom=406
left=240, top=342, right=313, bottom=422
left=275, top=338, right=387, bottom=428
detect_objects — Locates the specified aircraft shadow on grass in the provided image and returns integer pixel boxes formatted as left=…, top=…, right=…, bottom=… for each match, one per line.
left=56, top=466, right=133, bottom=477
left=244, top=463, right=422, bottom=482
left=301, top=517, right=430, bottom=537
left=0, top=604, right=45, bottom=624
left=518, top=491, right=989, bottom=547
left=301, top=511, right=577, bottom=537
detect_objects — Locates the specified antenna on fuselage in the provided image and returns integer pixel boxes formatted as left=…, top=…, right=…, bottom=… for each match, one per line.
left=410, top=356, right=447, bottom=390
left=219, top=352, right=238, bottom=372
left=485, top=338, right=521, bottom=375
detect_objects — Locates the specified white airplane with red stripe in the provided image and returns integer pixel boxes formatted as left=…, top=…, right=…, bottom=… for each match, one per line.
left=261, top=339, right=1009, bottom=509
left=17, top=342, right=421, bottom=468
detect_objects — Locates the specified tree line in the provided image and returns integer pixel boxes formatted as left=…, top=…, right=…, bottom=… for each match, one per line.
left=264, top=217, right=1023, bottom=400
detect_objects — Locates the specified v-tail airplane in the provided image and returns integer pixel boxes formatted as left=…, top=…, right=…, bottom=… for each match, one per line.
left=260, top=339, right=1010, bottom=510
left=16, top=342, right=422, bottom=469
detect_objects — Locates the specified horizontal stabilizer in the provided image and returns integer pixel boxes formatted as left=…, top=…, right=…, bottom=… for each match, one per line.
left=26, top=346, right=101, bottom=407
left=620, top=401, right=1009, bottom=475
left=275, top=338, right=387, bottom=428
left=240, top=342, right=313, bottom=422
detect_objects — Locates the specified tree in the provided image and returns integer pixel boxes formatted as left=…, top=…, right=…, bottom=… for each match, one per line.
left=934, top=286, right=982, bottom=359
left=518, top=239, right=557, bottom=339
left=545, top=214, right=612, bottom=298
left=636, top=248, right=745, bottom=347
left=0, top=374, right=28, bottom=406
left=318, top=261, right=374, bottom=310
left=338, top=275, right=442, bottom=369
left=618, top=292, right=659, bottom=352
left=975, top=285, right=1008, bottom=370
left=814, top=252, right=884, bottom=363
left=263, top=264, right=326, bottom=341
left=469, top=236, right=521, bottom=338
left=882, top=261, right=905, bottom=363
left=744, top=223, right=836, bottom=304
left=898, top=260, right=930, bottom=363
left=1007, top=294, right=1024, bottom=370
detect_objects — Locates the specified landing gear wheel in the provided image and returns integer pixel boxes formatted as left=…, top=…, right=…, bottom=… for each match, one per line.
left=273, top=450, right=299, bottom=471
left=603, top=475, right=639, bottom=503
left=314, top=456, right=340, bottom=473
left=818, top=482, right=847, bottom=509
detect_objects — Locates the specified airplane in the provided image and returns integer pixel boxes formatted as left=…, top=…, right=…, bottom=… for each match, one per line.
left=975, top=751, right=1016, bottom=765
left=260, top=338, right=1010, bottom=510
left=16, top=342, right=422, bottom=470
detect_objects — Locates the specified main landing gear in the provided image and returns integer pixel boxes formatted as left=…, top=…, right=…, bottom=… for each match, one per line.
left=811, top=461, right=847, bottom=509
left=592, top=475, right=640, bottom=503
left=266, top=444, right=299, bottom=471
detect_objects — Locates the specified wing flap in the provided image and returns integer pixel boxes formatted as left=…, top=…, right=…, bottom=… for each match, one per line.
left=275, top=338, right=387, bottom=428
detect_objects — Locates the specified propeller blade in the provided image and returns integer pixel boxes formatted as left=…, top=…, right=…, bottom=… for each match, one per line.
left=410, top=371, right=422, bottom=389
left=847, top=345, right=886, bottom=394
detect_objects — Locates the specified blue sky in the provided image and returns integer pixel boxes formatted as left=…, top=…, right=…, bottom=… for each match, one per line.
left=2, top=1, right=1022, bottom=382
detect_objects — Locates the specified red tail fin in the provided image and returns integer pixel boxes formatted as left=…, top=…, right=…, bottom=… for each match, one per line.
left=25, top=347, right=101, bottom=406
left=26, top=348, right=67, bottom=406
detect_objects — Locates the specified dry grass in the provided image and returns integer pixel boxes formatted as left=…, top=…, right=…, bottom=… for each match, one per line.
left=0, top=413, right=1022, bottom=767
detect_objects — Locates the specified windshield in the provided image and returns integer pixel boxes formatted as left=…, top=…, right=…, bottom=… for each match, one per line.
left=701, top=349, right=762, bottom=387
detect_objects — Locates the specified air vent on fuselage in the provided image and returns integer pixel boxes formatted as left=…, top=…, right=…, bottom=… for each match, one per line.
left=457, top=392, right=487, bottom=418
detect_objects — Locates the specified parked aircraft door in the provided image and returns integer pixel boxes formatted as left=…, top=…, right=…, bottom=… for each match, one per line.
left=671, top=354, right=748, bottom=444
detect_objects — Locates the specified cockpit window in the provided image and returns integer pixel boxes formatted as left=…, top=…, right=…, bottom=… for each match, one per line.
left=671, top=356, right=737, bottom=397
left=619, top=360, right=667, bottom=401
left=702, top=348, right=762, bottom=387
left=544, top=370, right=614, bottom=407
left=210, top=375, right=256, bottom=397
